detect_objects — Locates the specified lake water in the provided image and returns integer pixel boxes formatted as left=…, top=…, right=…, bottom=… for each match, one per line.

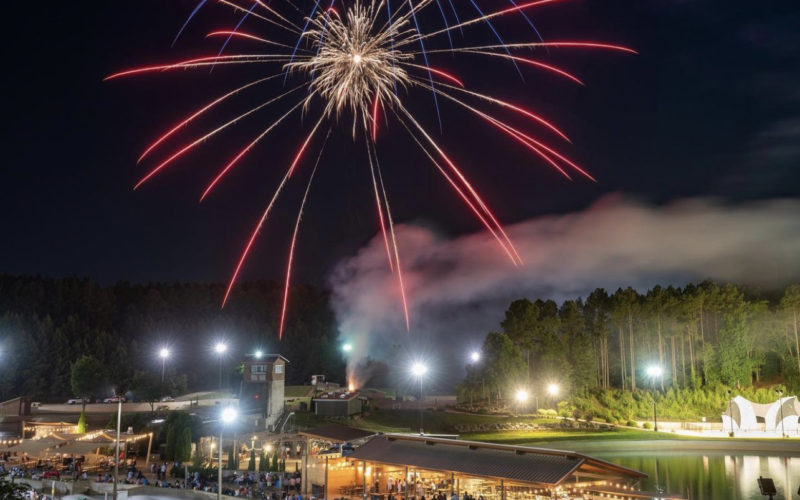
left=595, top=451, right=800, bottom=499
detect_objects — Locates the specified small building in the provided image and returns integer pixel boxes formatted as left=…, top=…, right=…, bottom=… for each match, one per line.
left=313, top=391, right=363, bottom=417
left=240, top=354, right=288, bottom=429
left=0, top=397, right=31, bottom=417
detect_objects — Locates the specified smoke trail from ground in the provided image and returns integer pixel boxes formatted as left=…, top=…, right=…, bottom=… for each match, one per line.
left=329, top=196, right=800, bottom=389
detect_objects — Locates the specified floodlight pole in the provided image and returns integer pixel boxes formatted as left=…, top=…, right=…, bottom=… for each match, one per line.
left=776, top=390, right=786, bottom=438
left=652, top=390, right=658, bottom=432
left=418, top=377, right=424, bottom=434
left=113, top=398, right=122, bottom=500
left=728, top=390, right=734, bottom=437
left=218, top=427, right=223, bottom=500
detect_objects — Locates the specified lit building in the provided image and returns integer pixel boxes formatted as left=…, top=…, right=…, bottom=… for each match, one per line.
left=240, top=354, right=288, bottom=429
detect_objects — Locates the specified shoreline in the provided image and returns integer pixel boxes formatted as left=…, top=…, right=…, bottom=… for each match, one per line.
left=533, top=438, right=800, bottom=455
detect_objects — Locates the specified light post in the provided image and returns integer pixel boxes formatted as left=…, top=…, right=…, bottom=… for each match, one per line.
left=468, top=351, right=484, bottom=403
left=515, top=389, right=529, bottom=415
left=159, top=348, right=170, bottom=383
left=254, top=350, right=263, bottom=359
left=547, top=384, right=560, bottom=409
left=646, top=366, right=663, bottom=432
left=776, top=389, right=786, bottom=438
left=218, top=407, right=238, bottom=500
left=112, top=390, right=123, bottom=500
left=215, top=342, right=227, bottom=390
left=410, top=362, right=428, bottom=434
left=727, top=390, right=734, bottom=437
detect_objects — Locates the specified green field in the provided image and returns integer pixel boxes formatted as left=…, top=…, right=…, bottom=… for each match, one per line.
left=296, top=409, right=573, bottom=434
left=285, top=385, right=315, bottom=398
left=292, top=409, right=792, bottom=449
left=461, top=428, right=684, bottom=444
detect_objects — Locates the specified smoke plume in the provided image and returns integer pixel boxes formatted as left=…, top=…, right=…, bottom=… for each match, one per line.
left=329, top=196, right=800, bottom=390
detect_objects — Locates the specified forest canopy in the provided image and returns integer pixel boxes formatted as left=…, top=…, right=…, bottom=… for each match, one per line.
left=0, top=275, right=344, bottom=401
left=459, top=282, right=800, bottom=407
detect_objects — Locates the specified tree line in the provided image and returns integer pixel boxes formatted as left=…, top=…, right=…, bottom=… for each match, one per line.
left=0, top=274, right=345, bottom=401
left=460, top=282, right=800, bottom=403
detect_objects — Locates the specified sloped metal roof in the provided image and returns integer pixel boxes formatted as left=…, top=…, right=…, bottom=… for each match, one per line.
left=299, top=425, right=375, bottom=443
left=349, top=434, right=646, bottom=486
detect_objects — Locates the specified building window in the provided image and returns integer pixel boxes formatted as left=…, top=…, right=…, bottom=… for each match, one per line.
left=274, top=364, right=283, bottom=374
left=251, top=365, right=267, bottom=374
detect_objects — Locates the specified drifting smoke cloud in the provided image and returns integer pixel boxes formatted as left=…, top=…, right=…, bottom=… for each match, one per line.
left=329, top=196, right=800, bottom=389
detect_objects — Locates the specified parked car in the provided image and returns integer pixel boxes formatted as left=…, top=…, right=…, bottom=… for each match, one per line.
left=160, top=396, right=175, bottom=402
left=66, top=398, right=87, bottom=405
left=42, top=469, right=60, bottom=479
left=103, top=396, right=126, bottom=403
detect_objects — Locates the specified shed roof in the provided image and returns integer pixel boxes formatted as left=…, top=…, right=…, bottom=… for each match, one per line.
left=246, top=354, right=289, bottom=363
left=349, top=434, right=646, bottom=486
left=314, top=391, right=360, bottom=402
left=298, top=425, right=374, bottom=443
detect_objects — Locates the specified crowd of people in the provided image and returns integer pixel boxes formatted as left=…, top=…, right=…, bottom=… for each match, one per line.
left=186, top=469, right=306, bottom=499
left=377, top=476, right=487, bottom=500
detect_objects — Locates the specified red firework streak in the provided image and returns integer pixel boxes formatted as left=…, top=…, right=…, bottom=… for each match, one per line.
left=106, top=0, right=634, bottom=338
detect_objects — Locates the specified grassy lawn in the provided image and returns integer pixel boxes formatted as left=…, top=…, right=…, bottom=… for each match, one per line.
left=354, top=409, right=553, bottom=434
left=461, top=428, right=686, bottom=445
left=285, top=385, right=315, bottom=398
left=292, top=409, right=790, bottom=449
left=293, top=409, right=552, bottom=434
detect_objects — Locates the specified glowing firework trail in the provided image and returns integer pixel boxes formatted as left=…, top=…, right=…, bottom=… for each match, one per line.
left=201, top=97, right=310, bottom=200
left=465, top=0, right=523, bottom=77
left=206, top=30, right=296, bottom=49
left=367, top=122, right=394, bottom=271
left=371, top=95, right=381, bottom=141
left=426, top=81, right=570, bottom=140
left=279, top=130, right=331, bottom=338
left=138, top=75, right=281, bottom=163
left=211, top=1, right=260, bottom=72
left=423, top=41, right=639, bottom=54
left=369, top=142, right=410, bottom=330
left=135, top=84, right=306, bottom=189
left=109, top=0, right=633, bottom=335
left=456, top=51, right=583, bottom=84
left=505, top=0, right=545, bottom=42
left=417, top=0, right=561, bottom=42
left=397, top=116, right=519, bottom=263
left=396, top=105, right=523, bottom=264
left=173, top=0, right=208, bottom=47
left=221, top=112, right=325, bottom=307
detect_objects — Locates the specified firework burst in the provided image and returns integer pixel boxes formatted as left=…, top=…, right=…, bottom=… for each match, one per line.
left=107, top=0, right=634, bottom=338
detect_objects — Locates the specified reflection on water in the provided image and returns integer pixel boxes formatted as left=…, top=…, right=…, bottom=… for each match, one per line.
left=596, top=451, right=800, bottom=500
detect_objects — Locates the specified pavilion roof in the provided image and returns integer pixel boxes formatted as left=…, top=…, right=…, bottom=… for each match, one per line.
left=298, top=425, right=374, bottom=443
left=349, top=434, right=646, bottom=486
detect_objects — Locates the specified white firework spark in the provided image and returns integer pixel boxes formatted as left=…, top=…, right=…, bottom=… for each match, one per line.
left=287, top=1, right=416, bottom=135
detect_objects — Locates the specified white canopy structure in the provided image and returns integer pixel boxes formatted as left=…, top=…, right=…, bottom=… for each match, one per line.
left=721, top=395, right=800, bottom=433
left=0, top=430, right=153, bottom=462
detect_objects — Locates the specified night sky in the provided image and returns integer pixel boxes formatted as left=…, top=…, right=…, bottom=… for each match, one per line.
left=2, top=0, right=798, bottom=285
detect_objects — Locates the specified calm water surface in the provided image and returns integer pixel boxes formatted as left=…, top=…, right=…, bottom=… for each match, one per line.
left=596, top=451, right=800, bottom=500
